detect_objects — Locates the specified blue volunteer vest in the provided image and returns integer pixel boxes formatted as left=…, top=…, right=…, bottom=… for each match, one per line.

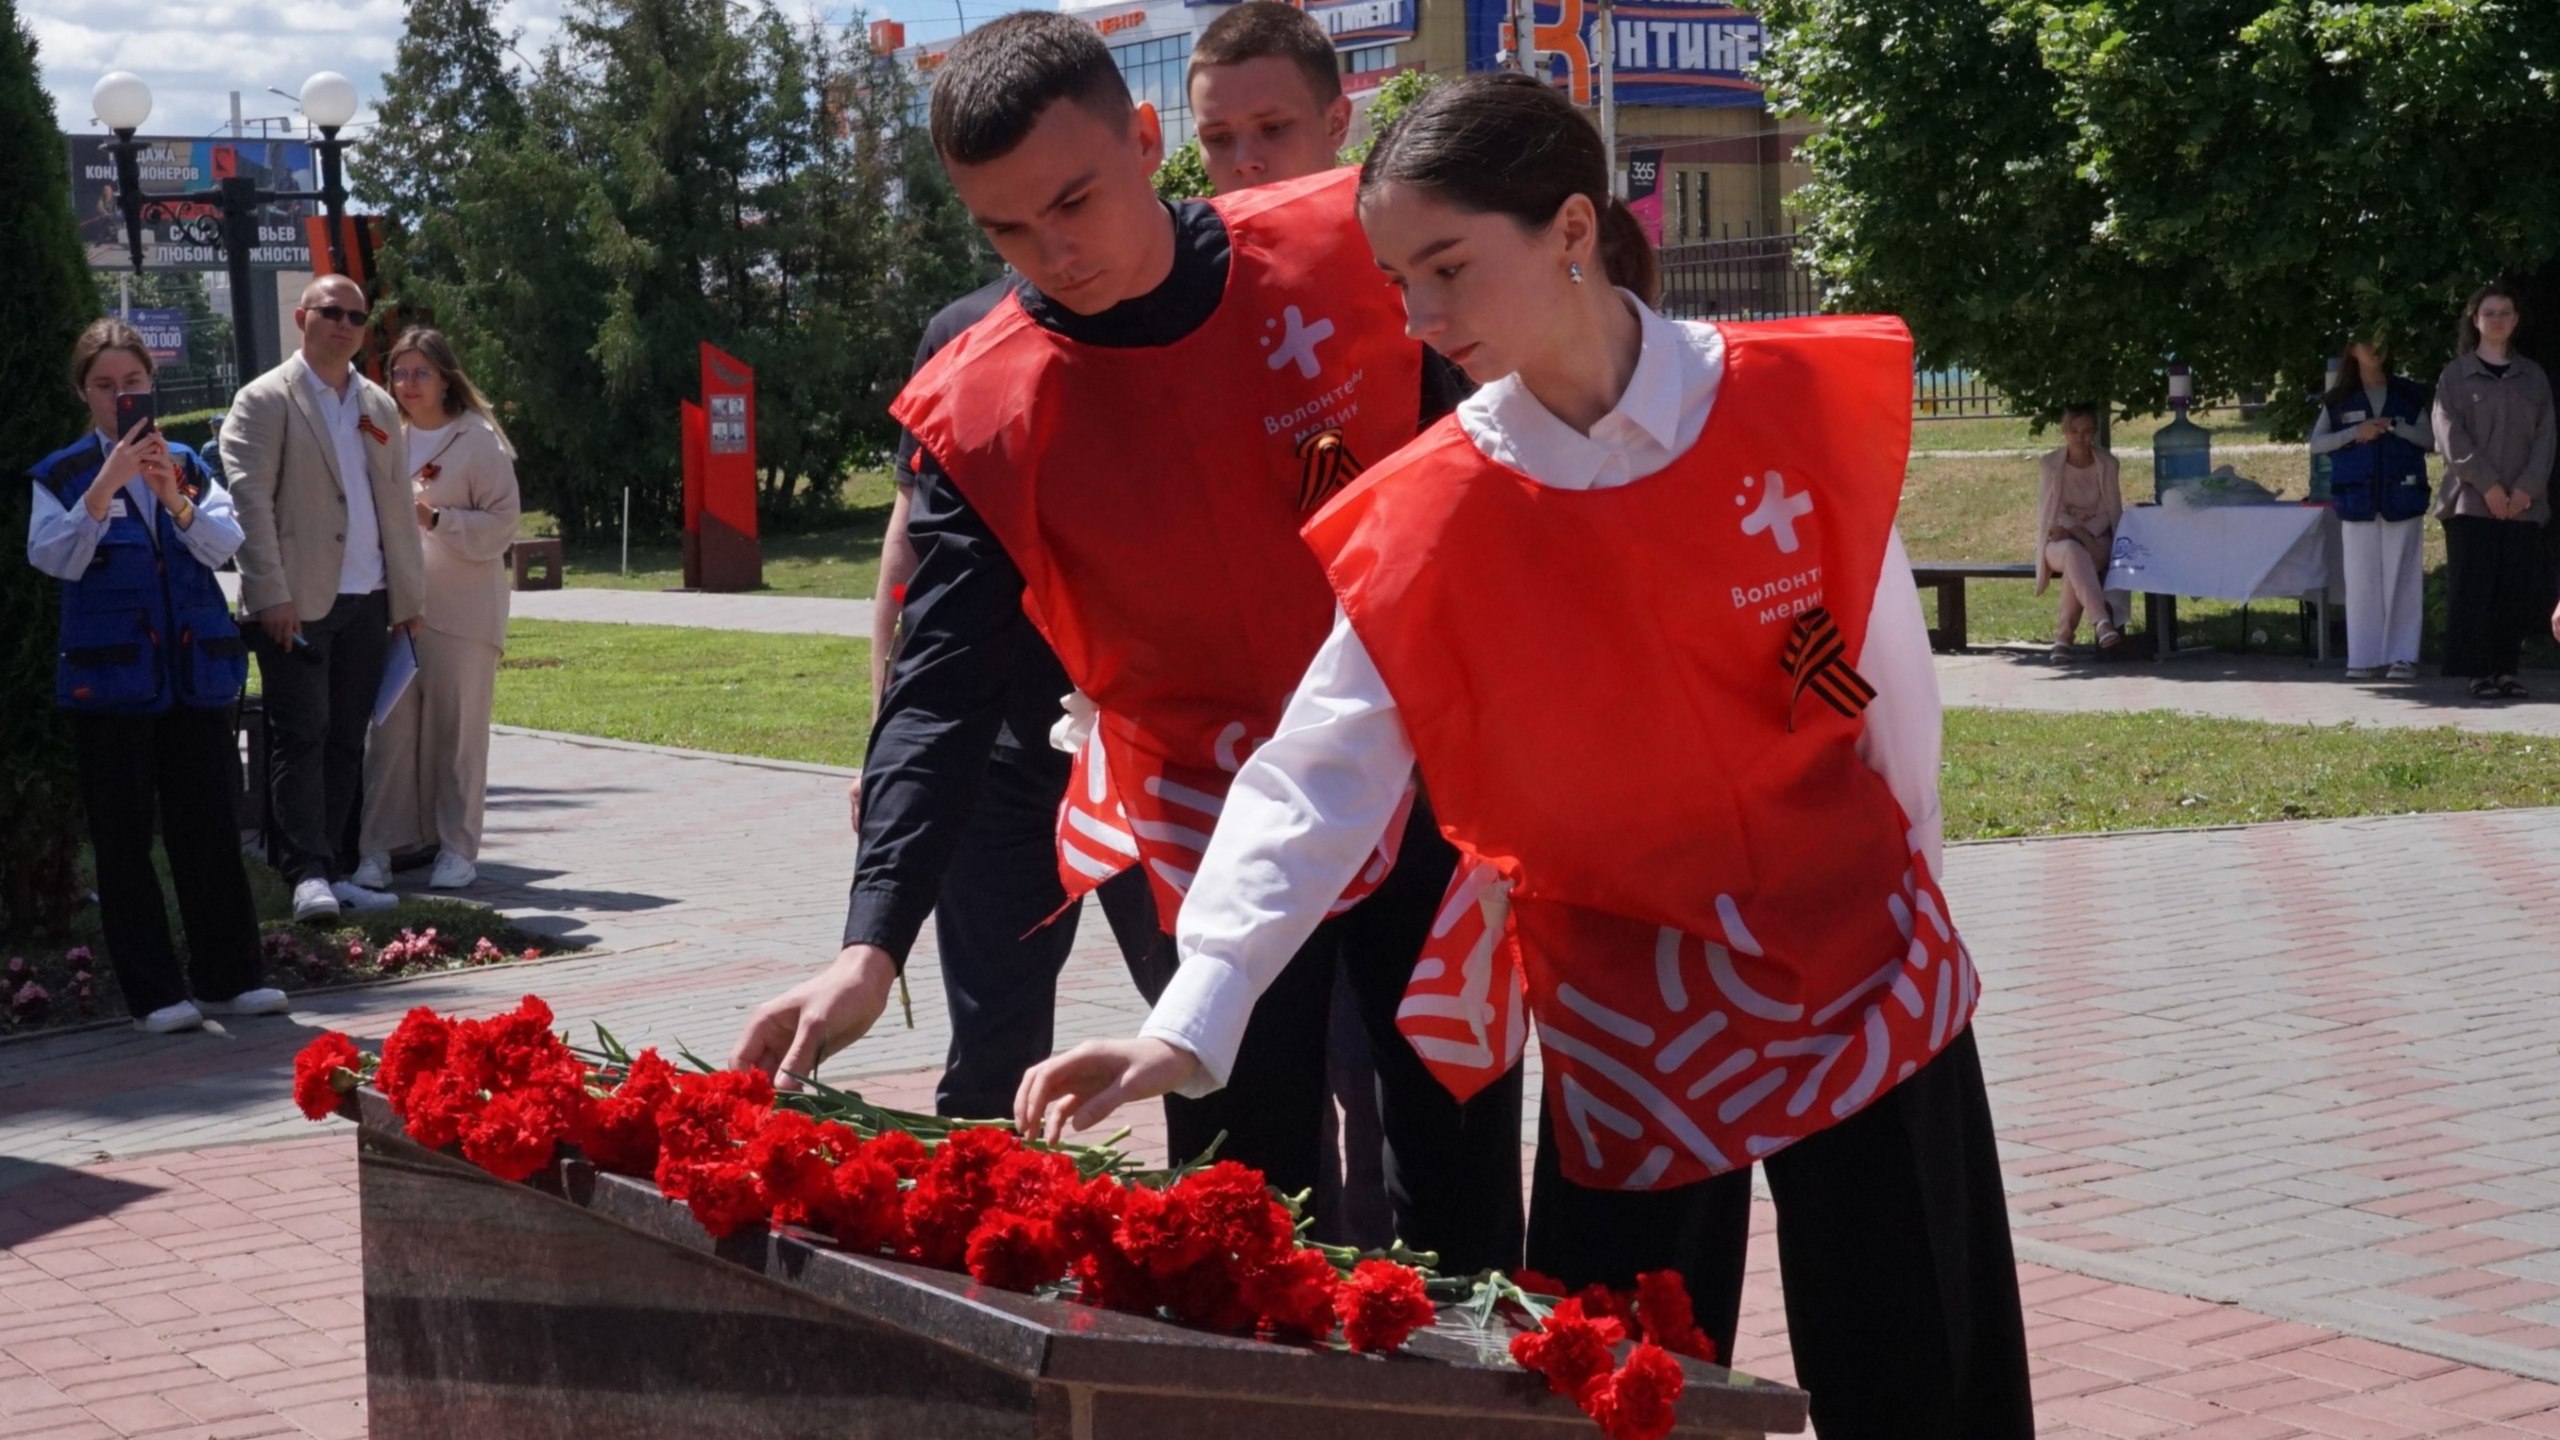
left=32, top=436, right=247, bottom=714
left=2323, top=377, right=2432, bottom=523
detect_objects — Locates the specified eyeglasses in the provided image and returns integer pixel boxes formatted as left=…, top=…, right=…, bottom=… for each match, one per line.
left=389, top=368, right=439, bottom=385
left=310, top=305, right=370, bottom=327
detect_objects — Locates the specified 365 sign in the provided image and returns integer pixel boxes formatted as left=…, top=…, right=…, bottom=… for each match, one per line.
left=1465, top=0, right=1764, bottom=108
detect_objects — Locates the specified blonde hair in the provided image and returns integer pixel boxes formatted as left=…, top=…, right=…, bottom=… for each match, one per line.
left=387, top=326, right=514, bottom=456
left=68, top=318, right=154, bottom=393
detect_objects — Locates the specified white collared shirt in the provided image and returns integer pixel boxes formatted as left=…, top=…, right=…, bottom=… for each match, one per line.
left=293, top=353, right=387, bottom=595
left=1138, top=296, right=1946, bottom=1091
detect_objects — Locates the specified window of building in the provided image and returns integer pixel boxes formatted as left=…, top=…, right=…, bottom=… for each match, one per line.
left=1670, top=167, right=1709, bottom=245
left=1342, top=45, right=1399, bottom=76
left=1114, top=33, right=1196, bottom=149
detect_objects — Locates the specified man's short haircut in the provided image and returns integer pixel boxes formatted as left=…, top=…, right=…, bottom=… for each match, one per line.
left=930, top=11, right=1135, bottom=165
left=1191, top=2, right=1343, bottom=105
left=300, top=274, right=363, bottom=309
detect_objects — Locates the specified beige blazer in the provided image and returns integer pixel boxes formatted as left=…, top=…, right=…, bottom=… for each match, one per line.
left=2031, top=447, right=2122, bottom=596
left=223, top=353, right=425, bottom=625
left=408, top=412, right=521, bottom=651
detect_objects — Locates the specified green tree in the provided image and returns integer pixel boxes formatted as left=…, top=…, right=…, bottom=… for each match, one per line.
left=360, top=0, right=526, bottom=294
left=1154, top=138, right=1211, bottom=201
left=1345, top=68, right=1438, bottom=165
left=1758, top=1, right=2560, bottom=430
left=0, top=0, right=102, bottom=935
left=400, top=0, right=985, bottom=541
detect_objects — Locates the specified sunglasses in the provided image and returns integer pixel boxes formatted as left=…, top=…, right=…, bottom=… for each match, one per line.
left=310, top=305, right=370, bottom=327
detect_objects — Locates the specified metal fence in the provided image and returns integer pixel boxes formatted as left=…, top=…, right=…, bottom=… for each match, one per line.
left=1655, top=234, right=2017, bottom=420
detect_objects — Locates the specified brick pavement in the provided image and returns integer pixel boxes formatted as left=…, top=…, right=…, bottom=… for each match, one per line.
left=14, top=726, right=2560, bottom=1434
left=507, top=587, right=875, bottom=636
left=1937, top=650, right=2560, bottom=736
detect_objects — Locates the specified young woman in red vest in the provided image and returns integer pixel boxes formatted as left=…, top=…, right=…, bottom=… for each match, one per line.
left=1016, top=73, right=2033, bottom=1438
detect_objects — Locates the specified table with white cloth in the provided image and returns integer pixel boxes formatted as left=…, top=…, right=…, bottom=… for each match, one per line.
left=2104, top=501, right=2345, bottom=660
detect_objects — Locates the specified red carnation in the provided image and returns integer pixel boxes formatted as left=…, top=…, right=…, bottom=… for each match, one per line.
left=398, top=1067, right=481, bottom=1151
left=683, top=1160, right=772, bottom=1238
left=965, top=1209, right=1069, bottom=1292
left=1114, top=1181, right=1214, bottom=1279
left=1170, top=1161, right=1296, bottom=1269
left=1633, top=1270, right=1715, bottom=1363
left=744, top=1110, right=840, bottom=1224
left=1575, top=1283, right=1636, bottom=1327
left=809, top=1152, right=907, bottom=1253
left=866, top=1128, right=929, bottom=1178
left=376, top=1007, right=453, bottom=1113
left=571, top=1049, right=679, bottom=1175
left=1509, top=1297, right=1627, bottom=1400
left=1251, top=1246, right=1341, bottom=1342
left=461, top=1088, right=566, bottom=1182
left=1336, top=1259, right=1436, bottom=1354
left=905, top=1126, right=1022, bottom=1268
left=292, top=1032, right=364, bottom=1120
left=1585, top=1342, right=1685, bottom=1440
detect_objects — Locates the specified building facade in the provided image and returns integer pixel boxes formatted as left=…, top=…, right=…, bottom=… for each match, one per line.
left=881, top=0, right=1806, bottom=243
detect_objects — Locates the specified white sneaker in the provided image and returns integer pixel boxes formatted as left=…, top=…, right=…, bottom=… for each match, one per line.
left=429, top=852, right=477, bottom=890
left=135, top=1000, right=205, bottom=1034
left=2345, top=666, right=2382, bottom=680
left=331, top=880, right=399, bottom=912
left=292, top=878, right=342, bottom=922
left=198, top=987, right=291, bottom=1017
left=2387, top=661, right=2419, bottom=681
left=350, top=854, right=392, bottom=890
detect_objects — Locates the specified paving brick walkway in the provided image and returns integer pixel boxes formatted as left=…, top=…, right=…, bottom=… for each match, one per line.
left=1937, top=650, right=2560, bottom=736
left=508, top=587, right=874, bottom=636
left=13, top=726, right=2560, bottom=1435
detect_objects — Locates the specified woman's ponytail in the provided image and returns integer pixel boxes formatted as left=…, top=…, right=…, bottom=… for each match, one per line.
left=1598, top=196, right=1659, bottom=307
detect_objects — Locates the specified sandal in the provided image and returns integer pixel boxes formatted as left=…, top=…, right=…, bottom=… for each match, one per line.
left=2500, top=676, right=2531, bottom=699
left=2096, top=621, right=2124, bottom=653
left=2471, top=677, right=2505, bottom=700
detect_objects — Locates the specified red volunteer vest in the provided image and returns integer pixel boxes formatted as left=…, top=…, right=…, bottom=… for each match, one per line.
left=1303, top=317, right=1978, bottom=1191
left=892, top=168, right=1424, bottom=926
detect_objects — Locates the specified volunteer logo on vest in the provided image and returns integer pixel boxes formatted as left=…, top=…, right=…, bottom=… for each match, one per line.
left=1262, top=305, right=1336, bottom=379
left=1738, top=469, right=1814, bottom=553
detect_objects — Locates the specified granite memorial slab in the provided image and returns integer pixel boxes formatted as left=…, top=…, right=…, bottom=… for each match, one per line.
left=352, top=1090, right=1809, bottom=1438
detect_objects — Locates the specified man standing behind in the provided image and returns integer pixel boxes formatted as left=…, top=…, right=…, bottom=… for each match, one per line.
left=224, top=275, right=424, bottom=921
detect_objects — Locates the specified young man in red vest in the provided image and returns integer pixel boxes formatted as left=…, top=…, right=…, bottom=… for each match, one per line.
left=729, top=8, right=1524, bottom=1273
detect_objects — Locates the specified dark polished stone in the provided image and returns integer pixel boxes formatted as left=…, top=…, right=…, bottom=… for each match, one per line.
left=353, top=1091, right=1807, bottom=1437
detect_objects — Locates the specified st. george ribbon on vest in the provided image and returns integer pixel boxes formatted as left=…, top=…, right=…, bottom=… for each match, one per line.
left=1304, top=317, right=1980, bottom=1191
left=891, top=168, right=1424, bottom=930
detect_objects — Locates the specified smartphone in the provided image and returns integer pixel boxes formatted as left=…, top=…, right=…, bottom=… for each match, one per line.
left=113, top=390, right=157, bottom=440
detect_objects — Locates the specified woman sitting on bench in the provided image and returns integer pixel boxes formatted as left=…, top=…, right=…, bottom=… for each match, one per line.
left=2033, top=403, right=2128, bottom=658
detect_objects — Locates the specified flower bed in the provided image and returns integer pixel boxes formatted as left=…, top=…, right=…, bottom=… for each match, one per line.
left=302, top=996, right=1794, bottom=1440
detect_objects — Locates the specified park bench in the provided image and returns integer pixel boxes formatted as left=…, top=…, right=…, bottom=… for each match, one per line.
left=1911, top=561, right=2037, bottom=652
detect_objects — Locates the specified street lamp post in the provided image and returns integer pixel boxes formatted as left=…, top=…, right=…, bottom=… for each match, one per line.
left=92, top=71, right=369, bottom=391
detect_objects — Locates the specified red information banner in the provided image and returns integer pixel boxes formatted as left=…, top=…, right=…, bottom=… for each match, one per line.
left=683, top=344, right=762, bottom=591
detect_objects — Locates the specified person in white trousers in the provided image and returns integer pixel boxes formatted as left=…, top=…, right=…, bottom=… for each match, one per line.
left=354, top=329, right=520, bottom=891
left=2032, top=404, right=2129, bottom=658
left=2311, top=340, right=2435, bottom=680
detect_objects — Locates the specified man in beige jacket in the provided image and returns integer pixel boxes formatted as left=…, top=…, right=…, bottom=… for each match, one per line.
left=223, top=275, right=425, bottom=921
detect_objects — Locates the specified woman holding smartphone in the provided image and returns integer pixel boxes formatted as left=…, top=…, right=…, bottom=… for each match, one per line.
left=1013, top=74, right=2032, bottom=1439
left=24, top=319, right=279, bottom=1034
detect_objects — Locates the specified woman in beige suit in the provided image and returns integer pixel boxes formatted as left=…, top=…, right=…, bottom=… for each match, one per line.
left=355, top=330, right=520, bottom=891
left=2032, top=403, right=2128, bottom=659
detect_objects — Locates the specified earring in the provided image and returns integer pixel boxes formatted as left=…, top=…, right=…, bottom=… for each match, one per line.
left=1568, top=262, right=1585, bottom=284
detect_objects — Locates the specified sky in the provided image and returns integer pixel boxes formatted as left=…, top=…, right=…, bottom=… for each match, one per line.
left=22, top=0, right=1056, bottom=143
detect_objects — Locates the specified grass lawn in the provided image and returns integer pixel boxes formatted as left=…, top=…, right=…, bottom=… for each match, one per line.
left=1945, top=709, right=2560, bottom=839
left=523, top=468, right=898, bottom=602
left=495, top=619, right=872, bottom=768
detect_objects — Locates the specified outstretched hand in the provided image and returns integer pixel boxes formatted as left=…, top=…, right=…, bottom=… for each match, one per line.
left=1013, top=1037, right=1201, bottom=1143
left=729, top=944, right=900, bottom=1090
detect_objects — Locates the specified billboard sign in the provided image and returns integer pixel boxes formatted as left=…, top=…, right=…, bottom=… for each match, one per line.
left=1466, top=0, right=1765, bottom=108
left=66, top=135, right=318, bottom=271
left=127, top=308, right=190, bottom=365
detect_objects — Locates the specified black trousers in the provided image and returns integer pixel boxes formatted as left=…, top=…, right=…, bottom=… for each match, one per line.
left=248, top=590, right=390, bottom=884
left=1134, top=804, right=1530, bottom=1277
left=69, top=705, right=264, bottom=1015
left=930, top=740, right=1161, bottom=1120
left=1526, top=1027, right=2033, bottom=1440
left=2442, top=515, right=2548, bottom=678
